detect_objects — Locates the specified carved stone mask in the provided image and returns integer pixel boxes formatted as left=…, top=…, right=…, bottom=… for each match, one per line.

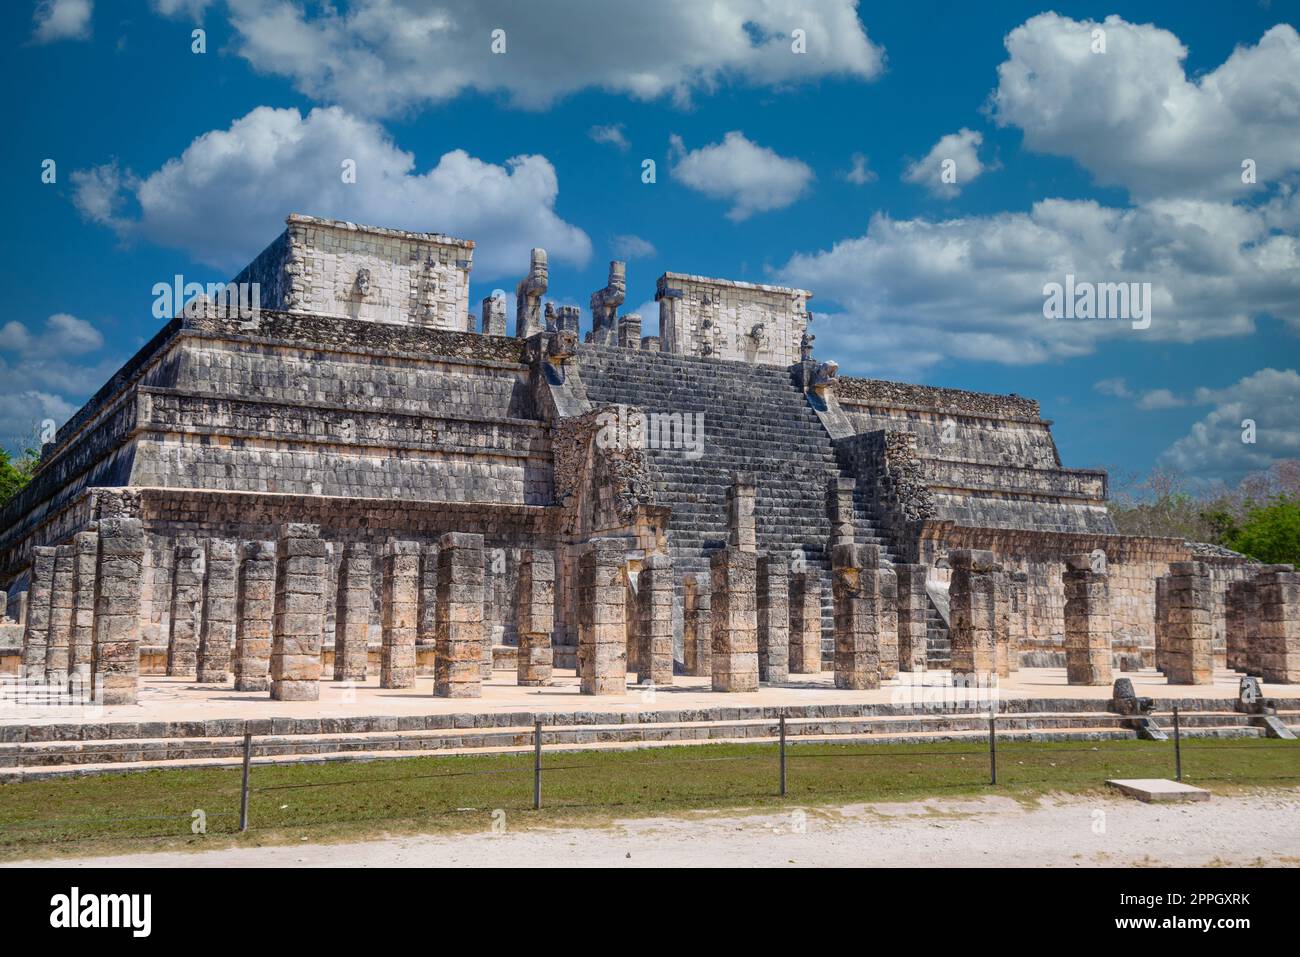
left=354, top=268, right=371, bottom=298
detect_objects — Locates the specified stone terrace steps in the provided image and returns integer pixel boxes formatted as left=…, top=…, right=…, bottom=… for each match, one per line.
left=5, top=707, right=1294, bottom=780
left=576, top=345, right=896, bottom=644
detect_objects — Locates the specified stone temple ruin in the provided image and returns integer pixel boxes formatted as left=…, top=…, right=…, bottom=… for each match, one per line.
left=1, top=213, right=1297, bottom=727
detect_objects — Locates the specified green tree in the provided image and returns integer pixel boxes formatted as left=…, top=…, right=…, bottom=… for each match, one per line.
left=0, top=445, right=40, bottom=507
left=1225, top=497, right=1300, bottom=565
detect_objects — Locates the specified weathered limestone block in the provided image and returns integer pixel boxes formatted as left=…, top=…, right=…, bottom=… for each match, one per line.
left=949, top=549, right=997, bottom=676
left=380, top=539, right=421, bottom=689
left=20, top=547, right=55, bottom=679
left=333, top=543, right=372, bottom=682
left=712, top=548, right=759, bottom=692
left=578, top=538, right=627, bottom=695
left=878, top=560, right=899, bottom=681
left=757, top=556, right=790, bottom=683
left=788, top=570, right=822, bottom=674
left=270, top=524, right=328, bottom=701
left=1062, top=555, right=1114, bottom=686
left=1009, top=571, right=1029, bottom=672
left=435, top=532, right=485, bottom=698
left=618, top=313, right=642, bottom=349
left=69, top=530, right=99, bottom=687
left=827, top=477, right=856, bottom=549
left=636, top=553, right=674, bottom=685
left=12, top=590, right=27, bottom=627
left=234, top=541, right=275, bottom=692
left=1154, top=574, right=1170, bottom=675
left=196, top=539, right=237, bottom=683
left=1255, top=565, right=1299, bottom=684
left=1164, top=561, right=1213, bottom=685
left=418, top=543, right=439, bottom=650
left=45, top=544, right=76, bottom=687
left=91, top=518, right=145, bottom=706
left=589, top=260, right=626, bottom=344
left=682, top=573, right=712, bottom=677
left=1225, top=577, right=1257, bottom=673
left=168, top=538, right=204, bottom=676
left=517, top=548, right=555, bottom=686
left=894, top=563, right=928, bottom=673
left=516, top=248, right=548, bottom=338
left=481, top=293, right=506, bottom=336
left=727, top=474, right=757, bottom=552
left=832, top=543, right=881, bottom=690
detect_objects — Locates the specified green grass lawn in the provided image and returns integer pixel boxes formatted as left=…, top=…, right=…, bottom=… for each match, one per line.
left=0, top=738, right=1296, bottom=860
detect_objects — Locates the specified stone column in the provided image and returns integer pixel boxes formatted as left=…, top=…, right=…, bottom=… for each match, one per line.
left=270, top=524, right=327, bottom=701
left=1225, top=577, right=1255, bottom=673
left=45, top=543, right=76, bottom=687
left=727, top=473, right=757, bottom=552
left=949, top=549, right=997, bottom=676
left=636, top=553, right=674, bottom=685
left=894, top=563, right=928, bottom=673
left=196, top=540, right=237, bottom=683
left=788, top=571, right=822, bottom=674
left=515, top=248, right=548, bottom=338
left=434, top=532, right=485, bottom=698
left=757, top=556, right=789, bottom=683
left=21, top=546, right=56, bottom=680
left=877, top=559, right=899, bottom=680
left=711, top=548, right=758, bottom=692
left=333, top=543, right=372, bottom=682
left=682, top=573, right=712, bottom=677
left=1154, top=573, right=1170, bottom=675
left=577, top=538, right=627, bottom=695
left=167, top=538, right=204, bottom=676
left=380, top=539, right=420, bottom=689
left=69, top=529, right=99, bottom=687
left=517, top=548, right=555, bottom=686
left=0, top=589, right=5, bottom=621
left=827, top=478, right=856, bottom=548
left=832, top=543, right=881, bottom=690
left=418, top=542, right=439, bottom=658
left=1009, top=571, right=1028, bottom=672
left=991, top=564, right=1011, bottom=679
left=1164, top=561, right=1213, bottom=685
left=481, top=294, right=506, bottom=336
left=91, top=518, right=145, bottom=705
left=1062, top=554, right=1114, bottom=685
left=234, top=541, right=276, bottom=692
left=12, top=590, right=27, bottom=627
left=1255, top=565, right=1299, bottom=684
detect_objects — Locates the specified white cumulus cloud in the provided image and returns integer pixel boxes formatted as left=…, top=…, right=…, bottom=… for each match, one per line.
left=31, top=0, right=93, bottom=43
left=902, top=128, right=989, bottom=198
left=669, top=131, right=814, bottom=221
left=70, top=105, right=591, bottom=280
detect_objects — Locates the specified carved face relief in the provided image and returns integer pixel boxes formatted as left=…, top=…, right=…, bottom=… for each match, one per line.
left=353, top=267, right=371, bottom=298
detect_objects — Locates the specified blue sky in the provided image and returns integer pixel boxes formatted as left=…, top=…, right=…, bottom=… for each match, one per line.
left=2, top=0, right=1298, bottom=493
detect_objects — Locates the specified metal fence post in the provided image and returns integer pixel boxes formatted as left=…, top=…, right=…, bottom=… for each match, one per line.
left=988, top=712, right=997, bottom=786
left=533, top=720, right=542, bottom=810
left=779, top=714, right=787, bottom=797
left=1173, top=706, right=1182, bottom=782
left=239, top=731, right=252, bottom=832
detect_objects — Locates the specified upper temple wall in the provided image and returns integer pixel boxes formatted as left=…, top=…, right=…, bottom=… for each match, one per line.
left=655, top=272, right=810, bottom=366
left=232, top=214, right=475, bottom=330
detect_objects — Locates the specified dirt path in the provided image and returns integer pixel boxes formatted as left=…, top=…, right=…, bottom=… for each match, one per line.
left=10, top=791, right=1300, bottom=868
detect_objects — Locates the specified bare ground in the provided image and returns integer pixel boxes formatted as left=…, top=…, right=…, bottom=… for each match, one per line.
left=8, top=789, right=1300, bottom=868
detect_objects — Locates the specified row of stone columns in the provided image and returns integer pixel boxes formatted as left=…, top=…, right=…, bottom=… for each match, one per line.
left=1225, top=563, right=1299, bottom=684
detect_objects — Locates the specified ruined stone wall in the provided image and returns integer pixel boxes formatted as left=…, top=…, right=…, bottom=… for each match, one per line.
left=232, top=214, right=474, bottom=329
left=656, top=273, right=810, bottom=365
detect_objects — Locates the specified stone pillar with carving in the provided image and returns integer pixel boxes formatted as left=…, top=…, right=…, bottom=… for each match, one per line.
left=589, top=261, right=626, bottom=345
left=894, top=563, right=928, bottom=673
left=168, top=537, right=204, bottom=676
left=827, top=477, right=856, bottom=549
left=1154, top=573, right=1170, bottom=675
left=683, top=573, right=712, bottom=677
left=577, top=538, right=627, bottom=695
left=234, top=541, right=276, bottom=692
left=949, top=549, right=997, bottom=676
left=196, top=539, right=238, bottom=683
left=618, top=314, right=642, bottom=349
left=481, top=293, right=507, bottom=336
left=1255, top=564, right=1299, bottom=684
left=1225, top=577, right=1256, bottom=673
left=635, top=552, right=674, bottom=685
left=1009, top=571, right=1028, bottom=672
left=517, top=548, right=555, bottom=687
left=21, top=547, right=55, bottom=680
left=333, top=542, right=372, bottom=682
left=69, top=529, right=99, bottom=688
left=435, top=532, right=485, bottom=698
left=1062, top=554, right=1114, bottom=686
left=832, top=543, right=881, bottom=690
left=788, top=570, right=822, bottom=674
left=380, top=540, right=421, bottom=689
left=991, top=563, right=1011, bottom=679
left=91, top=518, right=145, bottom=706
left=45, top=544, right=76, bottom=687
left=727, top=473, right=757, bottom=552
left=711, top=548, right=759, bottom=692
left=757, top=556, right=790, bottom=683
left=270, top=524, right=328, bottom=701
left=515, top=248, right=548, bottom=339
left=1164, top=561, right=1213, bottom=685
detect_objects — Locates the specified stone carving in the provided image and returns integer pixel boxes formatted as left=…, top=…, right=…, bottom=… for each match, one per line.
left=711, top=548, right=759, bottom=692
left=590, top=261, right=626, bottom=345
left=517, top=548, right=555, bottom=686
left=270, top=524, right=328, bottom=700
left=353, top=267, right=371, bottom=299
left=800, top=331, right=815, bottom=361
left=516, top=248, right=549, bottom=339
left=234, top=541, right=275, bottom=692
left=1062, top=553, right=1113, bottom=686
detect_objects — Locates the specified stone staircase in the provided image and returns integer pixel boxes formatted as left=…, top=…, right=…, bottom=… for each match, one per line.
left=576, top=345, right=894, bottom=653
left=5, top=698, right=1296, bottom=780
